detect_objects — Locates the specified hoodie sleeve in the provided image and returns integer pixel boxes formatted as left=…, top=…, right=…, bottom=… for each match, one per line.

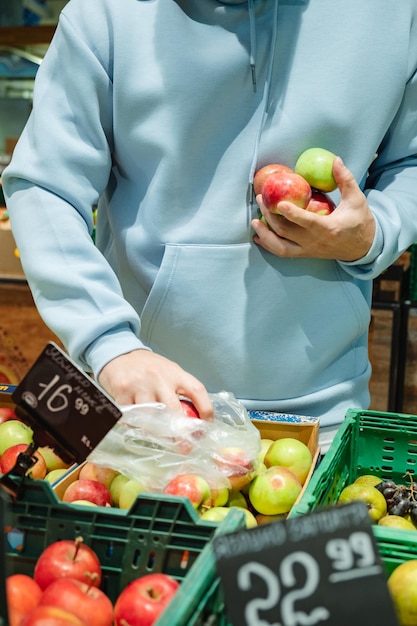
left=2, top=11, right=146, bottom=377
left=339, top=60, right=417, bottom=279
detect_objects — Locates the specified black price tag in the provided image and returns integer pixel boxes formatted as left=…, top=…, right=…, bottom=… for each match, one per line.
left=12, top=342, right=122, bottom=465
left=213, top=501, right=399, bottom=626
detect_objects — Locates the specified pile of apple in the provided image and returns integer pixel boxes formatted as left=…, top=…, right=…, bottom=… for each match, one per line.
left=254, top=147, right=338, bottom=216
left=6, top=536, right=179, bottom=626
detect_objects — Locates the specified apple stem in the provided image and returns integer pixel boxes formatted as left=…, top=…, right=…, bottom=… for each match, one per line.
left=73, top=536, right=84, bottom=560
left=85, top=572, right=99, bottom=590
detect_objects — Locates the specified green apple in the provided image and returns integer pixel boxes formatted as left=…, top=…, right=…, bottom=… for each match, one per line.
left=38, top=446, right=70, bottom=472
left=249, top=466, right=302, bottom=516
left=295, top=147, right=337, bottom=192
left=378, top=515, right=416, bottom=531
left=257, top=439, right=274, bottom=464
left=44, top=468, right=68, bottom=485
left=338, top=483, right=387, bottom=522
left=109, top=473, right=131, bottom=507
left=388, top=560, right=417, bottom=625
left=0, top=419, right=33, bottom=456
left=200, top=506, right=257, bottom=529
left=264, top=438, right=313, bottom=485
left=211, top=486, right=229, bottom=507
left=227, top=489, right=248, bottom=509
left=118, top=478, right=147, bottom=510
left=256, top=513, right=287, bottom=525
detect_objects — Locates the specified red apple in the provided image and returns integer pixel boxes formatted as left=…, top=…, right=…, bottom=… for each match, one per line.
left=78, top=462, right=119, bottom=488
left=0, top=406, right=19, bottom=424
left=305, top=190, right=336, bottom=215
left=0, top=443, right=47, bottom=479
left=6, top=573, right=43, bottom=626
left=262, top=170, right=312, bottom=213
left=62, top=479, right=113, bottom=507
left=39, top=578, right=113, bottom=626
left=0, top=419, right=33, bottom=455
left=179, top=399, right=200, bottom=418
left=34, top=537, right=102, bottom=591
left=163, top=473, right=211, bottom=511
left=19, top=605, right=88, bottom=626
left=264, top=438, right=313, bottom=485
left=113, top=573, right=179, bottom=626
left=248, top=466, right=302, bottom=516
left=253, top=163, right=293, bottom=196
left=214, top=447, right=256, bottom=491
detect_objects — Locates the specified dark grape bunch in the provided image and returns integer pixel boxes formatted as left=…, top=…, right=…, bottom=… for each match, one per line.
left=375, top=479, right=417, bottom=524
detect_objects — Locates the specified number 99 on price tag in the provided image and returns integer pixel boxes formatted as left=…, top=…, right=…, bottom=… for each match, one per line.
left=213, top=501, right=399, bottom=626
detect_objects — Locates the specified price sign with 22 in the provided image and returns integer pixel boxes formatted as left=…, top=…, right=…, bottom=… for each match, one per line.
left=213, top=501, right=399, bottom=626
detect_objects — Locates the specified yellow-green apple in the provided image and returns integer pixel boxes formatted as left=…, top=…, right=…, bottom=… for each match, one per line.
left=305, top=191, right=336, bottom=215
left=45, top=468, right=68, bottom=485
left=118, top=477, right=147, bottom=510
left=295, top=147, right=337, bottom=192
left=0, top=443, right=47, bottom=479
left=388, top=560, right=417, bottom=626
left=227, top=489, right=248, bottom=509
left=38, top=578, right=113, bottom=626
left=19, top=606, right=88, bottom=626
left=62, top=479, right=112, bottom=507
left=264, top=438, right=313, bottom=485
left=78, top=462, right=119, bottom=489
left=249, top=466, right=302, bottom=516
left=113, top=573, right=179, bottom=626
left=33, top=537, right=102, bottom=591
left=163, top=473, right=211, bottom=511
left=0, top=419, right=33, bottom=455
left=262, top=170, right=312, bottom=213
left=255, top=513, right=287, bottom=526
left=378, top=515, right=416, bottom=531
left=6, top=573, right=43, bottom=626
left=71, top=500, right=99, bottom=507
left=338, top=483, right=387, bottom=522
left=200, top=506, right=257, bottom=529
left=354, top=474, right=383, bottom=487
left=257, top=439, right=274, bottom=464
left=109, top=473, right=131, bottom=507
left=38, top=445, right=70, bottom=472
left=253, top=163, right=293, bottom=196
left=211, top=485, right=229, bottom=507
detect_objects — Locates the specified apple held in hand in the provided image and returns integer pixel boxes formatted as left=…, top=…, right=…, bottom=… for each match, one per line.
left=0, top=419, right=33, bottom=455
left=338, top=483, right=387, bottom=522
left=34, top=536, right=102, bottom=591
left=113, top=573, right=179, bottom=626
left=163, top=473, right=211, bottom=511
left=264, top=438, right=313, bottom=485
left=6, top=573, right=43, bottom=626
left=0, top=443, right=47, bottom=479
left=39, top=578, right=113, bottom=626
left=62, top=479, right=113, bottom=507
left=253, top=163, right=293, bottom=196
left=179, top=399, right=200, bottom=418
left=249, top=466, right=302, bottom=516
left=262, top=170, right=312, bottom=213
left=305, top=190, right=336, bottom=216
left=295, top=147, right=337, bottom=193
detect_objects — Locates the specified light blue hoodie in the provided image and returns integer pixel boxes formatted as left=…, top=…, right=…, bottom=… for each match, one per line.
left=3, top=0, right=417, bottom=429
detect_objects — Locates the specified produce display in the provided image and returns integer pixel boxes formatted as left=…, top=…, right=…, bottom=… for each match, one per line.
left=5, top=536, right=179, bottom=626
left=254, top=147, right=337, bottom=216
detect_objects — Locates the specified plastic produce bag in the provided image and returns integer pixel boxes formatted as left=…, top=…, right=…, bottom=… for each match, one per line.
left=87, top=391, right=261, bottom=491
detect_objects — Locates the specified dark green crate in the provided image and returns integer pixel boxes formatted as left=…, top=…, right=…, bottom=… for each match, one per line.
left=409, top=243, right=417, bottom=301
left=290, top=408, right=417, bottom=542
left=2, top=476, right=245, bottom=624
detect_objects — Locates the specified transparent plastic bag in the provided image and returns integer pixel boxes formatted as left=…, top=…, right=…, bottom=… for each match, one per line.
left=88, top=391, right=261, bottom=491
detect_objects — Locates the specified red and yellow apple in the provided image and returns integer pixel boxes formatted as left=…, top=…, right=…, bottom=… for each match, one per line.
left=249, top=466, right=302, bottom=516
left=62, top=479, right=112, bottom=507
left=38, top=578, right=113, bottom=626
left=262, top=170, right=312, bottom=213
left=113, top=573, right=179, bottom=626
left=253, top=163, right=293, bottom=196
left=163, top=473, right=212, bottom=511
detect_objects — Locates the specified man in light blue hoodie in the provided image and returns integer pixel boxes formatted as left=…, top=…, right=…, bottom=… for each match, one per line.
left=3, top=0, right=417, bottom=447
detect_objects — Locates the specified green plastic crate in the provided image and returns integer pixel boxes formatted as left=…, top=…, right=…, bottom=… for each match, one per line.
left=1, top=477, right=245, bottom=625
left=290, top=408, right=417, bottom=545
